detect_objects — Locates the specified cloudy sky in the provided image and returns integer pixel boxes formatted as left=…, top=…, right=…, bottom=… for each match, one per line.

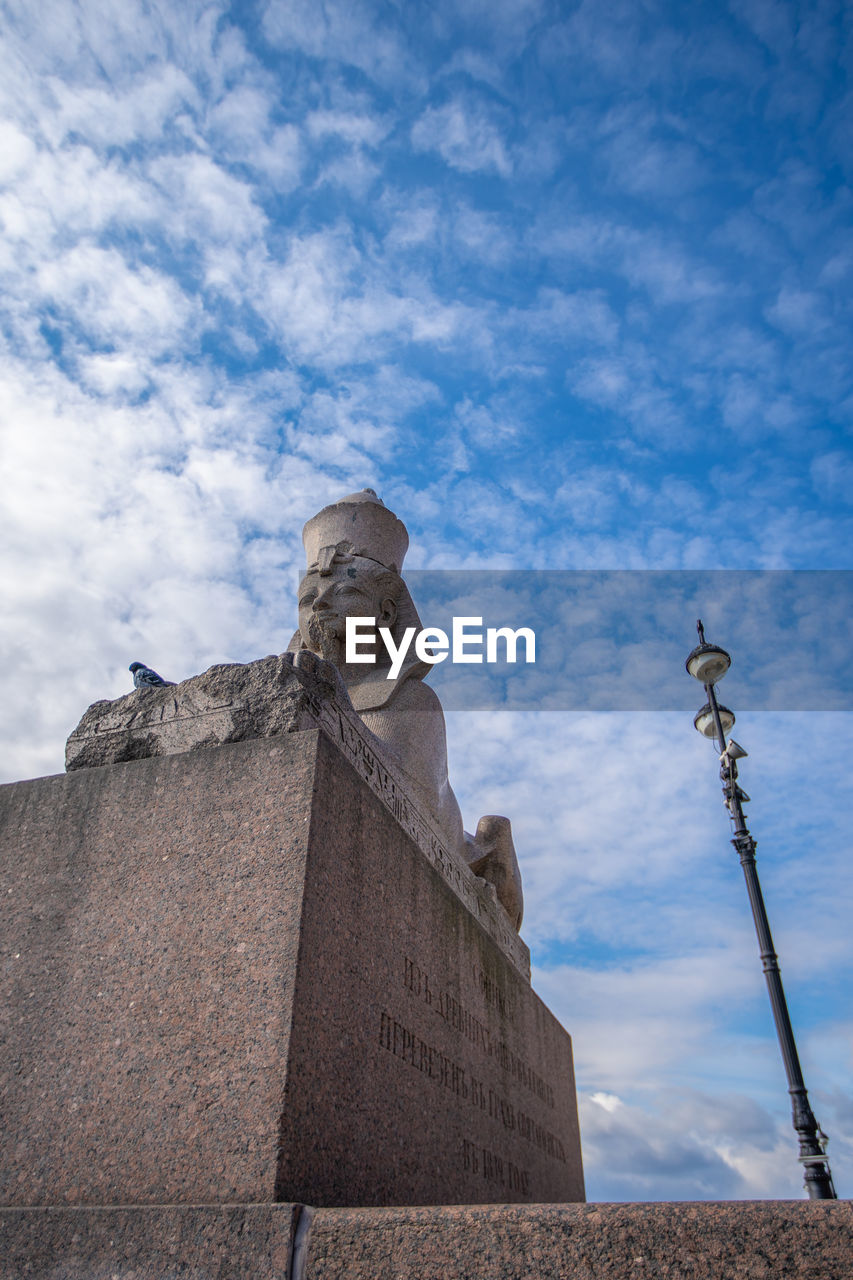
left=1, top=0, right=851, bottom=1201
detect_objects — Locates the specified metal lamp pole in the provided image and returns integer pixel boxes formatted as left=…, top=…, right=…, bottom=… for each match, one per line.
left=686, top=620, right=836, bottom=1201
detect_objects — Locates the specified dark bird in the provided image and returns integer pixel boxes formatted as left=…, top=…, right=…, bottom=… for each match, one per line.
left=129, top=661, right=174, bottom=689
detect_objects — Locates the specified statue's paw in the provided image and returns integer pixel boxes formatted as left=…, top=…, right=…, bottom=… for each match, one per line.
left=293, top=648, right=331, bottom=681
left=291, top=649, right=352, bottom=705
left=291, top=648, right=317, bottom=674
left=465, top=815, right=524, bottom=932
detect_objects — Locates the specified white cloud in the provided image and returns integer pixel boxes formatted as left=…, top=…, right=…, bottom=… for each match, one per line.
left=315, top=149, right=381, bottom=197
left=599, top=103, right=709, bottom=202
left=0, top=119, right=36, bottom=178
left=518, top=287, right=619, bottom=346
left=412, top=98, right=513, bottom=176
left=454, top=397, right=519, bottom=448
left=589, top=1090, right=622, bottom=1113
left=77, top=352, right=151, bottom=397
left=306, top=108, right=390, bottom=147
left=0, top=141, right=157, bottom=251
left=257, top=226, right=483, bottom=367
left=36, top=243, right=199, bottom=356
left=261, top=0, right=423, bottom=89
left=0, top=352, right=345, bottom=784
left=148, top=154, right=266, bottom=248
left=208, top=88, right=302, bottom=189
left=45, top=63, right=198, bottom=147
left=811, top=450, right=853, bottom=503
left=438, top=0, right=546, bottom=51
left=568, top=348, right=686, bottom=446
left=17, top=0, right=227, bottom=75
left=764, top=285, right=830, bottom=335
left=383, top=200, right=439, bottom=250
left=536, top=215, right=723, bottom=305
left=577, top=1087, right=792, bottom=1200
left=452, top=204, right=515, bottom=263
left=732, top=0, right=795, bottom=57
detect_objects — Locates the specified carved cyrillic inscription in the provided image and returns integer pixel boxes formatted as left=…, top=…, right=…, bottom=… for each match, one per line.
left=404, top=956, right=491, bottom=1053
left=379, top=1003, right=564, bottom=1177
left=379, top=1010, right=469, bottom=1099
left=404, top=956, right=555, bottom=1109
left=467, top=1075, right=567, bottom=1163
left=472, top=962, right=515, bottom=1023
left=491, top=1039, right=555, bottom=1109
left=462, top=1138, right=531, bottom=1196
left=392, top=957, right=566, bottom=1170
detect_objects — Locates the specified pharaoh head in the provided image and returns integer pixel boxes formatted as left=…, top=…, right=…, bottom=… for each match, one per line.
left=294, top=489, right=424, bottom=675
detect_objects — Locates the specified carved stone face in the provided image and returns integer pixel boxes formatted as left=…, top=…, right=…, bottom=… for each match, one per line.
left=298, top=561, right=398, bottom=670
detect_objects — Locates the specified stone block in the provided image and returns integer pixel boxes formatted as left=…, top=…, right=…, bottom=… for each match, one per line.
left=0, top=729, right=580, bottom=1208
left=0, top=1205, right=300, bottom=1280
left=1, top=1201, right=850, bottom=1280
left=302, top=1201, right=853, bottom=1280
left=64, top=653, right=330, bottom=772
left=63, top=655, right=529, bottom=976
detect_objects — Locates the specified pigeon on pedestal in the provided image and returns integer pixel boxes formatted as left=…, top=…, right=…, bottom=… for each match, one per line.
left=129, top=661, right=175, bottom=689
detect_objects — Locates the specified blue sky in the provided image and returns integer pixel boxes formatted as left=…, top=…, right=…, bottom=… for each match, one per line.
left=1, top=0, right=851, bottom=1200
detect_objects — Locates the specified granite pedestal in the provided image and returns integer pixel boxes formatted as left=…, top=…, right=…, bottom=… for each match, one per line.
left=1, top=724, right=583, bottom=1209
left=5, top=668, right=842, bottom=1280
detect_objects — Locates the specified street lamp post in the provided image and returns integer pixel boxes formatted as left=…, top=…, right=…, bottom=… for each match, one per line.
left=686, top=620, right=836, bottom=1201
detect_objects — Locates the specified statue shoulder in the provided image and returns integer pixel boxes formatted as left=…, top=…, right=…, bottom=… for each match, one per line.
left=391, top=677, right=445, bottom=716
left=348, top=665, right=440, bottom=715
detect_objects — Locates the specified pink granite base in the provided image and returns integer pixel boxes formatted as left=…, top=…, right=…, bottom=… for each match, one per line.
left=0, top=1204, right=300, bottom=1280
left=1, top=729, right=582, bottom=1208
left=1, top=1201, right=849, bottom=1279
left=1, top=735, right=315, bottom=1206
left=302, top=1201, right=853, bottom=1278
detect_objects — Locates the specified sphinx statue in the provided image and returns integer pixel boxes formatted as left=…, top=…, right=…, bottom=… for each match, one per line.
left=286, top=488, right=524, bottom=930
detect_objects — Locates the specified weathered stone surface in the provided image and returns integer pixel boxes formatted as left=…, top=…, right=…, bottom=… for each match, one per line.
left=1, top=1201, right=849, bottom=1280
left=65, top=651, right=325, bottom=771
left=2, top=734, right=314, bottom=1208
left=0, top=1204, right=300, bottom=1280
left=64, top=651, right=529, bottom=975
left=273, top=733, right=576, bottom=1207
left=302, top=1201, right=853, bottom=1280
left=1, top=729, right=564, bottom=1209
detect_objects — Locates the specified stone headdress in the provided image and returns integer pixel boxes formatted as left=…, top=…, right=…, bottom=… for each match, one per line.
left=302, top=488, right=408, bottom=577
left=290, top=489, right=428, bottom=698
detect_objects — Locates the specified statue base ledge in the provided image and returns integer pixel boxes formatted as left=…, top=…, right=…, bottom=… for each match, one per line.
left=1, top=1201, right=849, bottom=1280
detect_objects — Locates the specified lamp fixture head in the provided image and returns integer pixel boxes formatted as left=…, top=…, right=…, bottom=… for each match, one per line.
left=686, top=621, right=731, bottom=685
left=694, top=702, right=735, bottom=739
